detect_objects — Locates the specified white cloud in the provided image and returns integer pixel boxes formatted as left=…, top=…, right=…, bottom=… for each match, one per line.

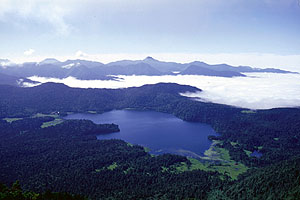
left=75, top=50, right=88, bottom=58
left=28, top=73, right=300, bottom=110
left=0, top=59, right=14, bottom=67
left=0, top=0, right=72, bottom=36
left=61, top=63, right=75, bottom=69
left=24, top=49, right=35, bottom=56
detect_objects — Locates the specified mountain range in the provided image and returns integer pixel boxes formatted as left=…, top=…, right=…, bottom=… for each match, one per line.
left=0, top=57, right=296, bottom=84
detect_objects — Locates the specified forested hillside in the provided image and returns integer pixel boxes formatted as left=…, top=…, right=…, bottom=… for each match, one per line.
left=208, top=157, right=300, bottom=200
left=0, top=117, right=225, bottom=199
left=1, top=83, right=300, bottom=166
left=1, top=83, right=300, bottom=199
left=0, top=181, right=86, bottom=200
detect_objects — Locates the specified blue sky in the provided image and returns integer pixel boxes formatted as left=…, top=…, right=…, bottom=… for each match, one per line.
left=1, top=0, right=300, bottom=69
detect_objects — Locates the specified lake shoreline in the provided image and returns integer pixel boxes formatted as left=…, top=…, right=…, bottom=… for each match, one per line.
left=64, top=109, right=219, bottom=158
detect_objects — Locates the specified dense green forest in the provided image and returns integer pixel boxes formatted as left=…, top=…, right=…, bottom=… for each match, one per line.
left=208, top=156, right=300, bottom=200
left=1, top=82, right=300, bottom=199
left=0, top=181, right=86, bottom=200
left=0, top=118, right=226, bottom=199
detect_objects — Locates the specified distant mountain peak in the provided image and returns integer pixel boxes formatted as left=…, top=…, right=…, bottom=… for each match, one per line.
left=39, top=58, right=60, bottom=65
left=65, top=59, right=82, bottom=62
left=144, top=56, right=157, bottom=61
left=0, top=58, right=10, bottom=63
left=37, top=82, right=70, bottom=89
left=0, top=59, right=13, bottom=67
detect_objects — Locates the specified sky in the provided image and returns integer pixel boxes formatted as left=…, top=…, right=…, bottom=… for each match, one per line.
left=1, top=0, right=300, bottom=70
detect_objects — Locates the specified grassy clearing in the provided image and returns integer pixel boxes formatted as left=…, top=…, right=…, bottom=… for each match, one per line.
left=107, top=162, right=118, bottom=170
left=31, top=113, right=64, bottom=128
left=208, top=146, right=248, bottom=180
left=144, top=147, right=151, bottom=152
left=96, top=162, right=119, bottom=172
left=127, top=142, right=134, bottom=147
left=230, top=142, right=238, bottom=146
left=41, top=119, right=64, bottom=128
left=87, top=111, right=97, bottom=114
left=3, top=118, right=23, bottom=123
left=256, top=146, right=263, bottom=150
left=244, top=150, right=252, bottom=156
left=215, top=147, right=230, bottom=160
left=210, top=161, right=248, bottom=180
left=123, top=167, right=133, bottom=174
left=32, top=113, right=59, bottom=118
left=170, top=141, right=248, bottom=180
left=241, top=110, right=256, bottom=114
left=175, top=158, right=209, bottom=173
left=162, top=166, right=169, bottom=172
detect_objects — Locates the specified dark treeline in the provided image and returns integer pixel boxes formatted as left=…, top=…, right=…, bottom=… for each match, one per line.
left=0, top=180, right=86, bottom=200
left=208, top=156, right=300, bottom=200
left=0, top=82, right=201, bottom=117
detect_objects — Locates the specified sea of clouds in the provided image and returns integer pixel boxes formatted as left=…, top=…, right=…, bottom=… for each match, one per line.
left=28, top=73, right=300, bottom=110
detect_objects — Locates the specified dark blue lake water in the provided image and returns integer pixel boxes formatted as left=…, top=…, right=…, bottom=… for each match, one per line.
left=251, top=150, right=262, bottom=158
left=64, top=110, right=218, bottom=158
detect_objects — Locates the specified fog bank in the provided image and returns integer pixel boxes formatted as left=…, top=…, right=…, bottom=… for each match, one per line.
left=28, top=73, right=300, bottom=110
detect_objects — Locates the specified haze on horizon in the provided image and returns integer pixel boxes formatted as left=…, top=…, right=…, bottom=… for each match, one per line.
left=0, top=0, right=300, bottom=71
left=29, top=73, right=300, bottom=110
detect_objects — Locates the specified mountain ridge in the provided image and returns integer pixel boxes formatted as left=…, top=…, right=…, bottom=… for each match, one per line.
left=0, top=57, right=297, bottom=81
left=0, top=72, right=39, bottom=87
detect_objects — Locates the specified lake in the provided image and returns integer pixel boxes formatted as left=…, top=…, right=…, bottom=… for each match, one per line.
left=251, top=150, right=262, bottom=158
left=64, top=110, right=218, bottom=158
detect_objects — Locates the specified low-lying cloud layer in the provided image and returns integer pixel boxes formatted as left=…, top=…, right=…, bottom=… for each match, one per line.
left=29, top=73, right=300, bottom=110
